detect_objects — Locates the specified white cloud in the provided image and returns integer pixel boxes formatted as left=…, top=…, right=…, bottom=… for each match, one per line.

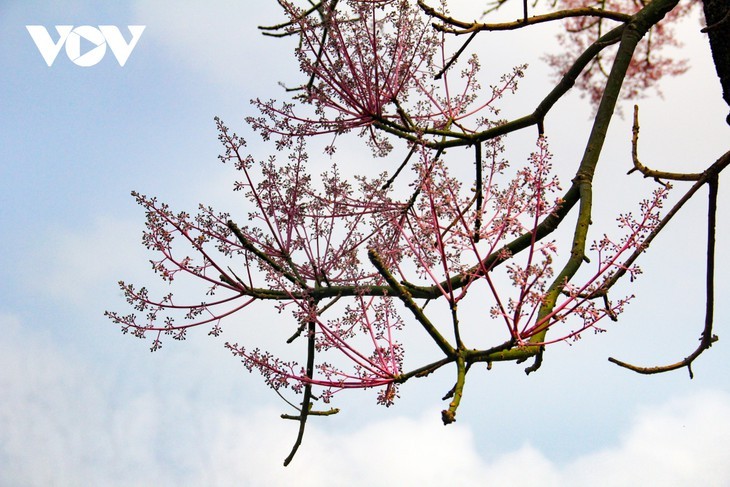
left=563, top=392, right=730, bottom=486
left=202, top=390, right=730, bottom=487
left=0, top=313, right=115, bottom=485
left=200, top=410, right=492, bottom=486
left=3, top=311, right=730, bottom=486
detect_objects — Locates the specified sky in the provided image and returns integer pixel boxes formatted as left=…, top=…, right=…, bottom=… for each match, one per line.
left=1, top=1, right=730, bottom=485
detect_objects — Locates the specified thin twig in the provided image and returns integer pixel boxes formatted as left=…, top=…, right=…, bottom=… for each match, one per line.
left=608, top=174, right=721, bottom=377
left=627, top=105, right=703, bottom=182
left=368, top=248, right=455, bottom=357
left=419, top=0, right=630, bottom=34
left=283, top=318, right=317, bottom=466
left=603, top=150, right=730, bottom=291
left=435, top=32, right=477, bottom=79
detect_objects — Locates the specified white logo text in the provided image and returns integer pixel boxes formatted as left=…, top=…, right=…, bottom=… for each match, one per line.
left=26, top=25, right=145, bottom=67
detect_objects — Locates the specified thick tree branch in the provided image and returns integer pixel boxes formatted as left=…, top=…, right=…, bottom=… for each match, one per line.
left=528, top=0, right=682, bottom=357
left=701, top=0, right=730, bottom=125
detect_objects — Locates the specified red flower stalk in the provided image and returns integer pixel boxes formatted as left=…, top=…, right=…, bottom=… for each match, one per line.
left=250, top=0, right=527, bottom=155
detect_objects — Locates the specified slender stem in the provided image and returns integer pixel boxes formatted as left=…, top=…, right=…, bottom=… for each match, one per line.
left=608, top=173, right=721, bottom=376
left=628, top=105, right=703, bottom=182
left=602, top=150, right=730, bottom=291
left=283, top=317, right=317, bottom=466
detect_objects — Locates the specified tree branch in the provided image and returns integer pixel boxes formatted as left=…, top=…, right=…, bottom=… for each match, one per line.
left=608, top=173, right=721, bottom=377
left=602, top=150, right=730, bottom=291
left=419, top=1, right=631, bottom=35
left=368, top=248, right=456, bottom=357
left=628, top=105, right=703, bottom=182
left=528, top=0, right=682, bottom=353
left=283, top=318, right=317, bottom=466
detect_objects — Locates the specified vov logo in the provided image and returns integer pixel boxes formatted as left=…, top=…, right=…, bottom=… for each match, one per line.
left=26, top=25, right=145, bottom=67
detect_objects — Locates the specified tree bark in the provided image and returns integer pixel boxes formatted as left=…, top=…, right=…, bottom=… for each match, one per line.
left=702, top=0, right=730, bottom=125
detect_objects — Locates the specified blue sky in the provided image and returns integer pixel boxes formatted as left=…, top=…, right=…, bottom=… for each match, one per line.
left=2, top=1, right=730, bottom=485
